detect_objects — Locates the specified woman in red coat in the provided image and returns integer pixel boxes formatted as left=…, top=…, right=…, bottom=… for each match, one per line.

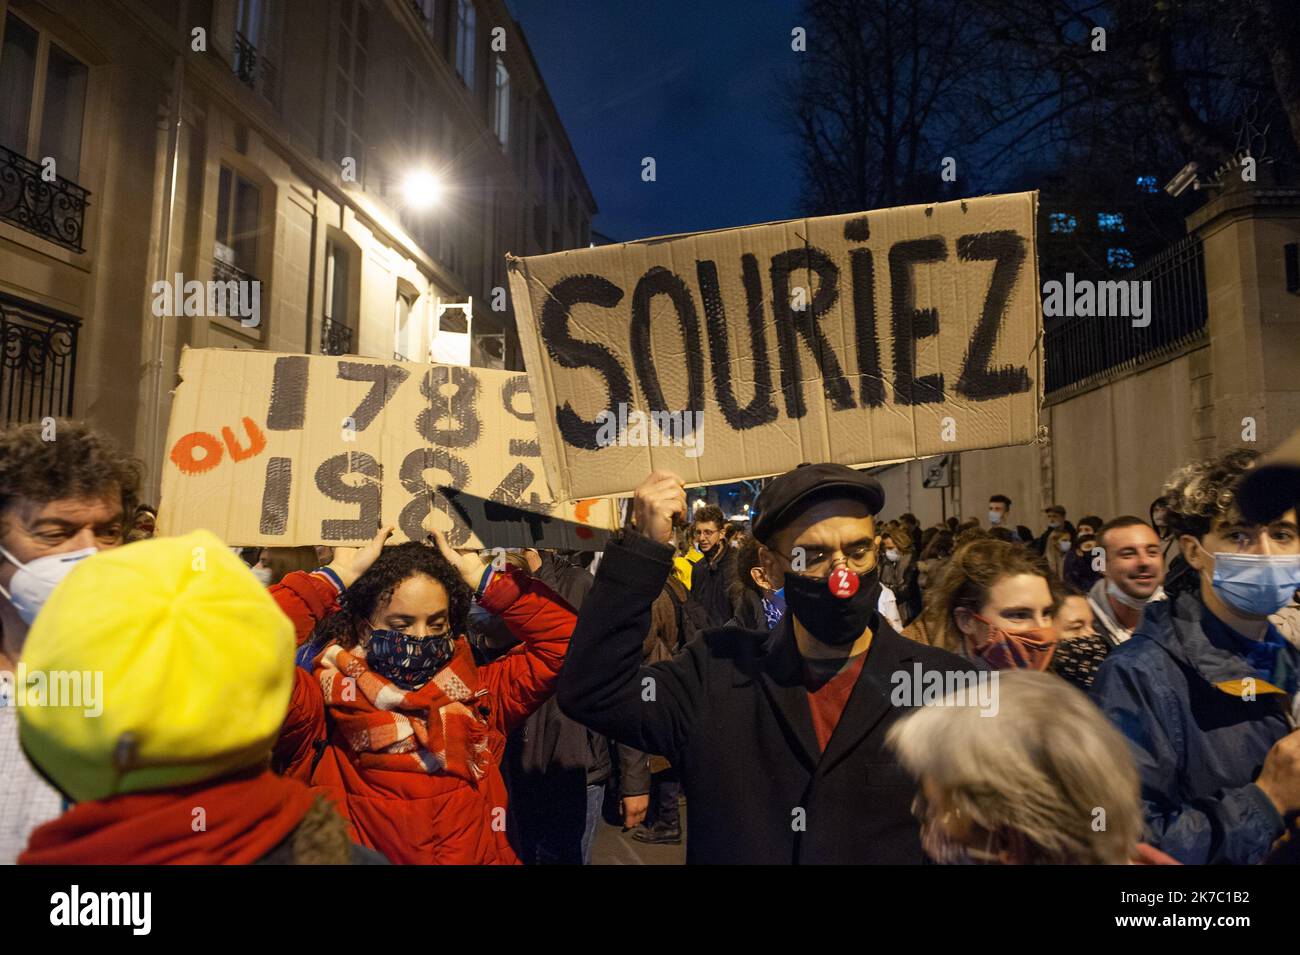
left=269, top=527, right=574, bottom=864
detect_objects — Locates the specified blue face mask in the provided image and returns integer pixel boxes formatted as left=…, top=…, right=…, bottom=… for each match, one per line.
left=1207, top=550, right=1300, bottom=617
left=365, top=628, right=454, bottom=689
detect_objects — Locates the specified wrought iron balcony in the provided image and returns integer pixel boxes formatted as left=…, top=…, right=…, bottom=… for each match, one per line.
left=0, top=291, right=81, bottom=426
left=233, top=31, right=276, bottom=100
left=213, top=256, right=256, bottom=287
left=321, top=316, right=354, bottom=356
left=0, top=143, right=90, bottom=253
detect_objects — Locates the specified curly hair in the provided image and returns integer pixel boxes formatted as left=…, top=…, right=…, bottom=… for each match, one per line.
left=1161, top=448, right=1260, bottom=541
left=0, top=420, right=141, bottom=535
left=928, top=537, right=1057, bottom=653
left=309, top=541, right=473, bottom=651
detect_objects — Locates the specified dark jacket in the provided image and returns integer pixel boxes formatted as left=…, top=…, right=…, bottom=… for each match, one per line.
left=557, top=530, right=975, bottom=864
left=1092, top=592, right=1298, bottom=865
left=689, top=545, right=740, bottom=627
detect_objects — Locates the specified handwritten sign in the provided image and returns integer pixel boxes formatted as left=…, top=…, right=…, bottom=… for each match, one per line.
left=507, top=192, right=1043, bottom=501
left=158, top=348, right=619, bottom=548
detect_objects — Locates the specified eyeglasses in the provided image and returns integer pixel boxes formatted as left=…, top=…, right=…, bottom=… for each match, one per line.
left=776, top=541, right=876, bottom=579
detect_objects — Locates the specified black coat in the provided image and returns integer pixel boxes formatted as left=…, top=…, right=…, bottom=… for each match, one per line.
left=688, top=545, right=739, bottom=628
left=558, top=530, right=974, bottom=864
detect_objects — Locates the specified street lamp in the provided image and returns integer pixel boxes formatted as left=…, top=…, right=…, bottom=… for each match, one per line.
left=401, top=169, right=443, bottom=209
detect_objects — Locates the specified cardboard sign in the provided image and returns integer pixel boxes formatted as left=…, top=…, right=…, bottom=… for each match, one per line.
left=157, top=348, right=619, bottom=548
left=507, top=192, right=1042, bottom=502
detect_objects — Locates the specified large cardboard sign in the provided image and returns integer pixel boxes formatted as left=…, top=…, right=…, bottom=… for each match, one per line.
left=507, top=192, right=1042, bottom=502
left=157, top=349, right=618, bottom=548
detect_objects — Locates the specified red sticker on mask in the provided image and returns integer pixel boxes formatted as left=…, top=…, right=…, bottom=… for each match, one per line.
left=828, top=567, right=858, bottom=599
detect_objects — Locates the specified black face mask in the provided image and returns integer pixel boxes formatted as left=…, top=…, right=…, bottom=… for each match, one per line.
left=781, top=565, right=882, bottom=646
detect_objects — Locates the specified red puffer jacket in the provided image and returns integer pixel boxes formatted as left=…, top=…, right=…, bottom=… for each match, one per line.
left=269, top=566, right=573, bottom=864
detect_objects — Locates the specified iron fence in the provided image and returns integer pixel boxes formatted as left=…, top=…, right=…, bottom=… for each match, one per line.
left=0, top=292, right=80, bottom=426
left=0, top=143, right=90, bottom=253
left=321, top=316, right=353, bottom=355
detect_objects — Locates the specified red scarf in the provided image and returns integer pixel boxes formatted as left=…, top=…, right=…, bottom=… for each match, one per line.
left=315, top=638, right=494, bottom=782
left=20, top=769, right=315, bottom=865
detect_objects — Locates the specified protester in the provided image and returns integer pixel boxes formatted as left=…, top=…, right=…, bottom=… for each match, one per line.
left=1063, top=533, right=1102, bottom=593
left=915, top=528, right=954, bottom=594
left=1093, top=449, right=1300, bottom=864
left=1086, top=517, right=1166, bottom=651
left=879, top=526, right=919, bottom=624
left=124, top=503, right=157, bottom=543
left=727, top=534, right=784, bottom=632
left=269, top=526, right=574, bottom=864
left=887, top=670, right=1172, bottom=864
left=1076, top=515, right=1103, bottom=539
left=1032, top=504, right=1073, bottom=557
left=18, top=531, right=382, bottom=864
left=253, top=546, right=321, bottom=586
left=559, top=465, right=972, bottom=863
left=0, top=420, right=141, bottom=864
left=686, top=505, right=739, bottom=626
left=1048, top=589, right=1112, bottom=691
left=1044, top=524, right=1073, bottom=580
left=923, top=538, right=1059, bottom=670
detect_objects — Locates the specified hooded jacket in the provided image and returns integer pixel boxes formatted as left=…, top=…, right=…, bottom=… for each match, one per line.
left=1092, top=592, right=1298, bottom=864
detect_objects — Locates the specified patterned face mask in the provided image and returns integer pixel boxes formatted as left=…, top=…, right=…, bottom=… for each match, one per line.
left=365, top=627, right=455, bottom=690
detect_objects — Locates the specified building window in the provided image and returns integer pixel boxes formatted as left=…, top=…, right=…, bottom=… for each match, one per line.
left=0, top=13, right=88, bottom=182
left=233, top=0, right=277, bottom=100
left=493, top=57, right=510, bottom=149
left=1106, top=247, right=1135, bottom=270
left=534, top=120, right=548, bottom=181
left=394, top=287, right=421, bottom=361
left=411, top=0, right=436, bottom=37
left=1097, top=212, right=1125, bottom=232
left=332, top=0, right=368, bottom=178
left=1048, top=212, right=1076, bottom=234
left=454, top=0, right=476, bottom=90
left=215, top=165, right=261, bottom=281
left=321, top=240, right=354, bottom=355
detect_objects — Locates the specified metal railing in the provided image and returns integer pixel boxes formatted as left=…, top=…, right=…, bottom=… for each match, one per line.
left=233, top=31, right=276, bottom=100
left=0, top=292, right=81, bottom=426
left=1045, top=234, right=1208, bottom=395
left=0, top=143, right=90, bottom=253
left=213, top=257, right=256, bottom=287
left=321, top=316, right=353, bottom=355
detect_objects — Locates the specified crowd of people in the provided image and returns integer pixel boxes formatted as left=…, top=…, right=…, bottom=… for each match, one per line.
left=2, top=417, right=1298, bottom=865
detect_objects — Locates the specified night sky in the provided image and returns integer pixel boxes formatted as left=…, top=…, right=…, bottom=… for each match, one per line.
left=507, top=0, right=804, bottom=243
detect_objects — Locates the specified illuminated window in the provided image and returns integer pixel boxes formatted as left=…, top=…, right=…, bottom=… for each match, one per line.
left=1107, top=247, right=1135, bottom=269
left=1049, top=212, right=1077, bottom=234
left=1097, top=212, right=1125, bottom=232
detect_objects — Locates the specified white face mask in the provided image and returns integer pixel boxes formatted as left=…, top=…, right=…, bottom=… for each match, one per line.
left=1106, top=579, right=1157, bottom=611
left=251, top=565, right=274, bottom=586
left=0, top=544, right=97, bottom=626
left=1058, top=539, right=1072, bottom=553
left=987, top=510, right=1002, bottom=526
left=885, top=548, right=900, bottom=563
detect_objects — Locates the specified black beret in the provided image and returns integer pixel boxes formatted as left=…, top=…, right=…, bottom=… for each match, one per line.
left=1237, top=428, right=1300, bottom=525
left=752, top=463, right=885, bottom=545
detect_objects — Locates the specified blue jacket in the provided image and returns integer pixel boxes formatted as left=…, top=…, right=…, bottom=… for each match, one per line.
left=1092, top=592, right=1298, bottom=864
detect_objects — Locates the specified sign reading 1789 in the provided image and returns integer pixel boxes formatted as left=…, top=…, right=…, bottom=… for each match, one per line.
left=158, top=348, right=618, bottom=549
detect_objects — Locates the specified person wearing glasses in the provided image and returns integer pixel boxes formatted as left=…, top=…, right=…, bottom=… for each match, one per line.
left=268, top=527, right=577, bottom=864
left=686, top=505, right=740, bottom=627
left=558, top=463, right=974, bottom=863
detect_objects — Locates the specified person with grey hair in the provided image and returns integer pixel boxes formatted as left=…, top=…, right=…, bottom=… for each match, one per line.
left=887, top=670, right=1171, bottom=864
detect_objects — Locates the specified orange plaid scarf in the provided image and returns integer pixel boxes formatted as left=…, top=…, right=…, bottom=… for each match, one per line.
left=315, top=638, right=492, bottom=782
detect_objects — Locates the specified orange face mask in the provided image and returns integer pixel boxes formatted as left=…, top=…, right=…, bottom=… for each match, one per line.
left=968, top=614, right=1058, bottom=671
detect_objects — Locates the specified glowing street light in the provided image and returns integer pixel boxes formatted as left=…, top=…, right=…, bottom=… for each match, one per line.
left=401, top=170, right=443, bottom=210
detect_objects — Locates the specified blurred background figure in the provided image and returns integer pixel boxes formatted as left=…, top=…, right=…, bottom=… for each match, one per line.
left=253, top=546, right=322, bottom=586
left=887, top=670, right=1171, bottom=865
left=124, top=503, right=157, bottom=543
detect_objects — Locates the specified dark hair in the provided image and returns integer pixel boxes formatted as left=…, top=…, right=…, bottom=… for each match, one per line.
left=920, top=529, right=954, bottom=560
left=919, top=525, right=939, bottom=555
left=899, top=512, right=918, bottom=527
left=946, top=516, right=960, bottom=531
left=310, top=542, right=473, bottom=651
left=262, top=546, right=322, bottom=586
left=988, top=526, right=1016, bottom=543
left=1078, top=515, right=1103, bottom=531
left=1162, top=449, right=1261, bottom=541
left=989, top=494, right=1012, bottom=509
left=694, top=504, right=725, bottom=528
left=1097, top=516, right=1154, bottom=552
left=736, top=534, right=765, bottom=597
left=0, top=420, right=141, bottom=537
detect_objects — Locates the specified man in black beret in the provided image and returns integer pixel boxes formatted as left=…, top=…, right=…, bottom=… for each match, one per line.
left=558, top=465, right=973, bottom=864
